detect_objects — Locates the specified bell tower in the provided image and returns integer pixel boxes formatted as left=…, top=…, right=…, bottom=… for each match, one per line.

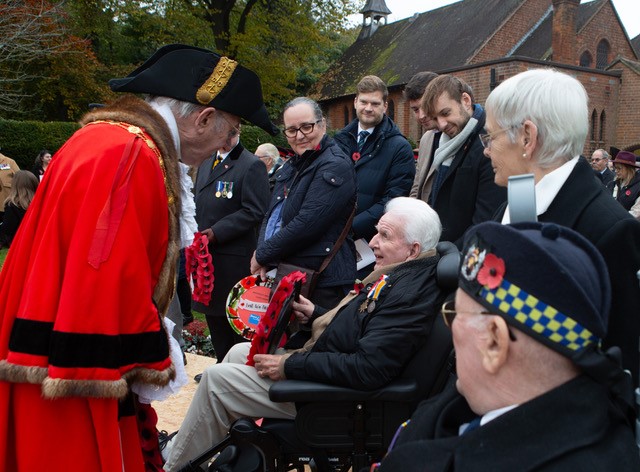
left=358, top=0, right=392, bottom=40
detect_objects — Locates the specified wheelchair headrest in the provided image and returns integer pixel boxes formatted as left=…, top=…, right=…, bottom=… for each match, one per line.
left=436, top=241, right=460, bottom=290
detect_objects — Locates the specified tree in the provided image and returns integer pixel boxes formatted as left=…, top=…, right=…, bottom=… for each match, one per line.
left=180, top=0, right=361, bottom=112
left=0, top=1, right=82, bottom=117
left=3, top=0, right=362, bottom=121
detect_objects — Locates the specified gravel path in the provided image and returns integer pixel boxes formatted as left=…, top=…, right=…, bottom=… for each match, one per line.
left=154, top=352, right=218, bottom=433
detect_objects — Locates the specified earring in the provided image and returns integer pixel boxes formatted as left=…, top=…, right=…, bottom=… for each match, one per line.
left=522, top=152, right=527, bottom=158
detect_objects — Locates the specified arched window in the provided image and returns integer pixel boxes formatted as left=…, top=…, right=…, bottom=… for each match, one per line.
left=387, top=99, right=395, bottom=121
left=599, top=110, right=606, bottom=142
left=590, top=109, right=597, bottom=142
left=596, top=40, right=610, bottom=69
left=580, top=50, right=593, bottom=68
left=343, top=106, right=350, bottom=126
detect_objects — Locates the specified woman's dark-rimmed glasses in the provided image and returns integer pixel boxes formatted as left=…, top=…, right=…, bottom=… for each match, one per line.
left=283, top=120, right=322, bottom=138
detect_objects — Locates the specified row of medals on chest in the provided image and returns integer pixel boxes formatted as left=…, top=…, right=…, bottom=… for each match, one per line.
left=215, top=180, right=234, bottom=199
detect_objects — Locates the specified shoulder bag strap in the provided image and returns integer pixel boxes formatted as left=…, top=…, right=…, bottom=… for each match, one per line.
left=317, top=206, right=356, bottom=275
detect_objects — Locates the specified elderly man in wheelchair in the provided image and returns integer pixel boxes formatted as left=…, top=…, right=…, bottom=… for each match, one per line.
left=162, top=197, right=458, bottom=472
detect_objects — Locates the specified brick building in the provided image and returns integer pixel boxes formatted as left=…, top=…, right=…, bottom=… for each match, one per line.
left=311, top=0, right=640, bottom=155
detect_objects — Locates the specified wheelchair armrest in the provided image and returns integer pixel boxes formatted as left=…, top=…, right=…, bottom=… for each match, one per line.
left=269, top=378, right=419, bottom=403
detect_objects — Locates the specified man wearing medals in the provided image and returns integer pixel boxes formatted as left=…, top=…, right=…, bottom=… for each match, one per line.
left=193, top=131, right=270, bottom=362
left=163, top=197, right=448, bottom=471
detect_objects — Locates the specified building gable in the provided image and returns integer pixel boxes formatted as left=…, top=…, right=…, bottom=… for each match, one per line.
left=317, top=0, right=639, bottom=153
left=310, top=0, right=524, bottom=101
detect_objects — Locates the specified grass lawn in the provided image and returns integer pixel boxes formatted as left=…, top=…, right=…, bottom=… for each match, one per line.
left=191, top=310, right=209, bottom=330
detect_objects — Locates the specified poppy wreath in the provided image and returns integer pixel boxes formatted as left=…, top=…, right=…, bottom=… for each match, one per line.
left=226, top=276, right=260, bottom=336
left=246, top=271, right=307, bottom=366
left=226, top=274, right=273, bottom=340
left=185, top=232, right=214, bottom=305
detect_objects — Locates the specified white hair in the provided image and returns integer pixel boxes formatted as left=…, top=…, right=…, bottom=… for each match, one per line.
left=385, top=197, right=441, bottom=252
left=485, top=68, right=588, bottom=168
left=255, top=143, right=280, bottom=159
left=145, top=96, right=206, bottom=118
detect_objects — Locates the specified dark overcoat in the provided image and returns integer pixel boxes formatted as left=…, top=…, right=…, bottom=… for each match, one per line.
left=379, top=376, right=639, bottom=472
left=193, top=143, right=270, bottom=318
left=284, top=255, right=445, bottom=390
left=255, top=135, right=357, bottom=290
left=334, top=115, right=415, bottom=241
left=595, top=166, right=615, bottom=187
left=497, top=157, right=640, bottom=384
left=427, top=107, right=506, bottom=245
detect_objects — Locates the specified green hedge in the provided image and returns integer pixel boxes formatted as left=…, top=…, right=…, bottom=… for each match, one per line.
left=237, top=125, right=289, bottom=152
left=0, top=119, right=289, bottom=170
left=0, top=120, right=80, bottom=170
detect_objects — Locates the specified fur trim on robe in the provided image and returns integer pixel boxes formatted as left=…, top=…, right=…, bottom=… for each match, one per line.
left=0, top=96, right=182, bottom=399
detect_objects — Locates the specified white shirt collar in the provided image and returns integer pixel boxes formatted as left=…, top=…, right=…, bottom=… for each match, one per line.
left=459, top=404, right=519, bottom=435
left=480, top=404, right=519, bottom=426
left=502, top=156, right=579, bottom=224
left=147, top=100, right=181, bottom=159
left=358, top=124, right=375, bottom=135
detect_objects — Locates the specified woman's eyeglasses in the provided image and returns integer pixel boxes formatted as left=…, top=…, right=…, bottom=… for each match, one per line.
left=283, top=120, right=322, bottom=138
left=479, top=123, right=523, bottom=149
left=479, top=127, right=511, bottom=149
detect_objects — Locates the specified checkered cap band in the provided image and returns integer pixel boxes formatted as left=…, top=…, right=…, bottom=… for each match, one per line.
left=480, top=278, right=599, bottom=352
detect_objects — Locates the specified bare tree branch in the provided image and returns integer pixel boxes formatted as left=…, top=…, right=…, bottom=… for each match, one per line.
left=0, top=0, right=74, bottom=115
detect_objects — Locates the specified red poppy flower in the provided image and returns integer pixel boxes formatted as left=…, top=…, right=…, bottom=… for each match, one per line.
left=477, top=253, right=505, bottom=289
left=240, top=276, right=256, bottom=289
left=352, top=152, right=361, bottom=162
left=246, top=271, right=307, bottom=366
left=626, top=190, right=631, bottom=196
left=353, top=281, right=365, bottom=294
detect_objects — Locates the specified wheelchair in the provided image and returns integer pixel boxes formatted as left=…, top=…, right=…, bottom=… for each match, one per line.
left=177, top=242, right=460, bottom=472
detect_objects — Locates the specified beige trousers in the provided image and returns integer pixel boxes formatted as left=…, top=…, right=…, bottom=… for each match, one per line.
left=164, top=342, right=297, bottom=471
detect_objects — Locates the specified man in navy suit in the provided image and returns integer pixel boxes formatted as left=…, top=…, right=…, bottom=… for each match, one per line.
left=193, top=131, right=270, bottom=362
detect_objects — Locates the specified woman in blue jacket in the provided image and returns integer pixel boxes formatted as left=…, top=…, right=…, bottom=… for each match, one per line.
left=251, top=97, right=357, bottom=309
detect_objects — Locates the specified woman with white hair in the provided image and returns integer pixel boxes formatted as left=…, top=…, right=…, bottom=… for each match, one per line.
left=482, top=67, right=640, bottom=386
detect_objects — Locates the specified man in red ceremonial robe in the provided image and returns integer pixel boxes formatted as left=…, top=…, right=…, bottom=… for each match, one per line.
left=0, top=44, right=277, bottom=471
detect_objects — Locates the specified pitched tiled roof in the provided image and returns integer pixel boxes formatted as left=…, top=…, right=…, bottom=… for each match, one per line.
left=511, top=0, right=604, bottom=58
left=310, top=0, right=524, bottom=100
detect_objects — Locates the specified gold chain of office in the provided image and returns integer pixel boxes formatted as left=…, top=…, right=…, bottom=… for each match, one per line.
left=86, top=120, right=175, bottom=206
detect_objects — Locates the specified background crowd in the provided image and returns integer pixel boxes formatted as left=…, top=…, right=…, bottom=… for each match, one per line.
left=0, top=43, right=639, bottom=472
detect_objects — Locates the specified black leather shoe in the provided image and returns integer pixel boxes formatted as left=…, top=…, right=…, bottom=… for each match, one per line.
left=194, top=373, right=202, bottom=383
